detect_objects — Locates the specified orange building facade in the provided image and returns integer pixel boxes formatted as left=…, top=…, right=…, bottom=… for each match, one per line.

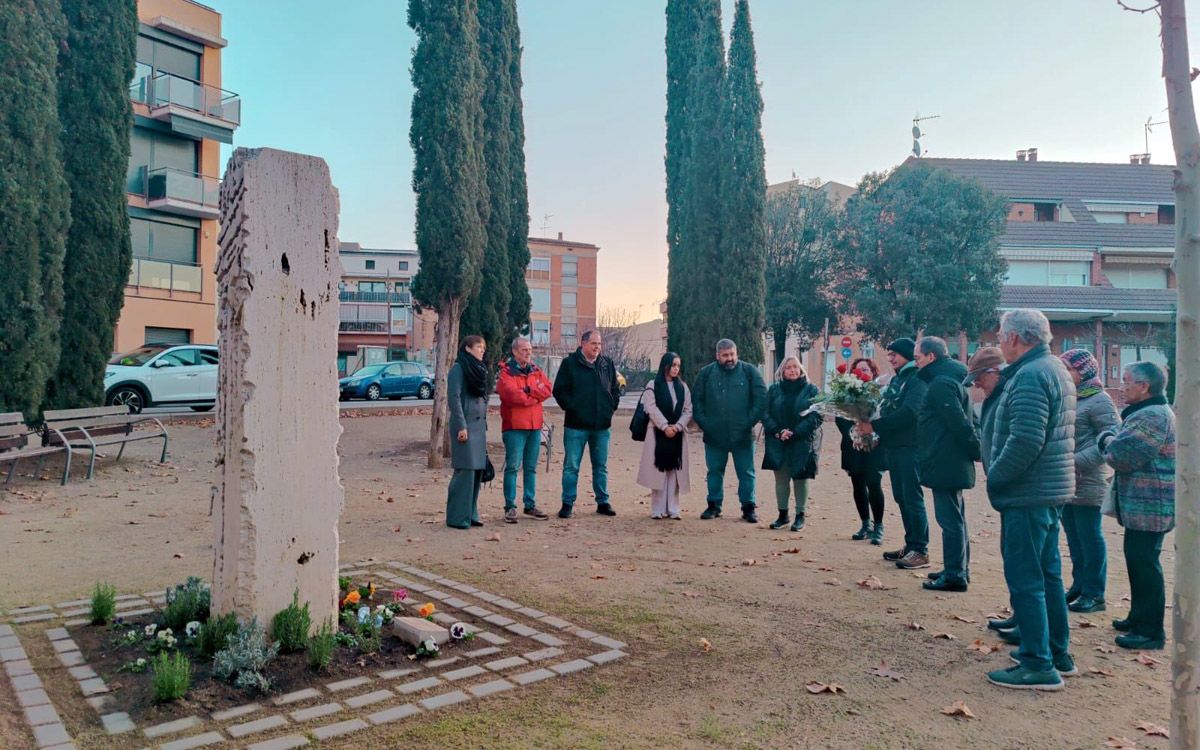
left=526, top=235, right=599, bottom=355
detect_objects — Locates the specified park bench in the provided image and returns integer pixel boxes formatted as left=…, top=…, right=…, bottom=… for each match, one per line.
left=42, top=406, right=169, bottom=482
left=0, top=412, right=69, bottom=486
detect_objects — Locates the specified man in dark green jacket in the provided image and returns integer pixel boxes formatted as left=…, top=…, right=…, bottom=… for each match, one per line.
left=859, top=338, right=929, bottom=569
left=983, top=309, right=1077, bottom=691
left=914, top=336, right=978, bottom=593
left=692, top=339, right=767, bottom=522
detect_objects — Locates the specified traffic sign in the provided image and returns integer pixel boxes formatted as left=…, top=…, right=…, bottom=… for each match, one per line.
left=840, top=336, right=852, bottom=348
left=841, top=348, right=853, bottom=359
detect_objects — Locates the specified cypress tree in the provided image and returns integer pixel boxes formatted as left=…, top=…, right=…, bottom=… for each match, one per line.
left=499, top=0, right=531, bottom=355
left=46, top=0, right=137, bottom=409
left=0, top=0, right=70, bottom=419
left=717, top=0, right=767, bottom=364
left=408, top=0, right=489, bottom=467
left=664, top=0, right=694, bottom=375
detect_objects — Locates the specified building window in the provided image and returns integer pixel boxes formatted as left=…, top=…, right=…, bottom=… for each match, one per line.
left=365, top=260, right=376, bottom=270
left=1160, top=205, right=1176, bottom=225
left=360, top=281, right=387, bottom=293
left=137, top=34, right=201, bottom=80
left=1061, top=339, right=1094, bottom=354
left=527, top=256, right=551, bottom=281
left=560, top=322, right=577, bottom=339
left=530, top=288, right=551, bottom=314
left=562, top=257, right=577, bottom=284
left=562, top=291, right=577, bottom=309
left=1034, top=202, right=1057, bottom=222
left=130, top=217, right=198, bottom=263
left=1005, top=260, right=1089, bottom=286
left=531, top=320, right=550, bottom=345
left=399, top=261, right=409, bottom=271
left=1093, top=212, right=1128, bottom=224
left=1106, top=267, right=1169, bottom=289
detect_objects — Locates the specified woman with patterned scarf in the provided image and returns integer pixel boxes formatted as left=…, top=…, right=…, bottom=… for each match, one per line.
left=1058, top=349, right=1119, bottom=613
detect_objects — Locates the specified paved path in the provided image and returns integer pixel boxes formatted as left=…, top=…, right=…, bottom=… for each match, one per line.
left=144, top=392, right=642, bottom=417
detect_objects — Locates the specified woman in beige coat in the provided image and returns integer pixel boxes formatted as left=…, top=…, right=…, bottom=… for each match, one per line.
left=636, top=352, right=692, bottom=519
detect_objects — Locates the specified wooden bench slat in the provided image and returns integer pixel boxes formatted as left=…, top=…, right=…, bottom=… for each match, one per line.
left=0, top=412, right=27, bottom=427
left=43, top=406, right=129, bottom=421
left=46, top=415, right=140, bottom=431
left=0, top=424, right=33, bottom=439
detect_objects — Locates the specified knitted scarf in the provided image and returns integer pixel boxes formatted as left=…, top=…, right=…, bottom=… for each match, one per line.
left=652, top=377, right=685, bottom=472
left=457, top=349, right=489, bottom=398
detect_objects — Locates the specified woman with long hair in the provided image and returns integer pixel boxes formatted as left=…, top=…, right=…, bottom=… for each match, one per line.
left=762, top=356, right=822, bottom=531
left=836, top=357, right=887, bottom=544
left=445, top=335, right=490, bottom=529
left=636, top=352, right=692, bottom=519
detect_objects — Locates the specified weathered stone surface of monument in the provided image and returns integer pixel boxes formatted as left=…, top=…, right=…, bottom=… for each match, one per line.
left=393, top=617, right=450, bottom=647
left=212, top=147, right=343, bottom=628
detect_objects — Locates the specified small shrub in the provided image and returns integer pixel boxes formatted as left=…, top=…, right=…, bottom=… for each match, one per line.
left=150, top=651, right=191, bottom=702
left=163, top=577, right=211, bottom=630
left=213, top=619, right=278, bottom=694
left=307, top=618, right=336, bottom=672
left=197, top=612, right=238, bottom=659
left=338, top=576, right=352, bottom=592
left=90, top=582, right=117, bottom=625
left=271, top=591, right=312, bottom=654
left=340, top=606, right=382, bottom=654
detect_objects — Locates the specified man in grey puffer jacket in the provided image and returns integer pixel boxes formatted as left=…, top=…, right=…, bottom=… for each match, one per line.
left=982, top=309, right=1077, bottom=691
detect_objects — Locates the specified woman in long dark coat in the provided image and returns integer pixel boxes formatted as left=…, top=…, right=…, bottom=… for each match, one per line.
left=836, top=357, right=888, bottom=545
left=446, top=335, right=490, bottom=529
left=762, top=356, right=822, bottom=531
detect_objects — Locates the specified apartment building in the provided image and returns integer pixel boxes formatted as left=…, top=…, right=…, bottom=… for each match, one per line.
left=336, top=243, right=420, bottom=375
left=116, top=0, right=238, bottom=352
left=527, top=234, right=599, bottom=355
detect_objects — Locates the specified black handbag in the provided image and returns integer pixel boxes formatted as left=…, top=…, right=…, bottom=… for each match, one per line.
left=481, top=457, right=496, bottom=483
left=630, top=402, right=650, bottom=442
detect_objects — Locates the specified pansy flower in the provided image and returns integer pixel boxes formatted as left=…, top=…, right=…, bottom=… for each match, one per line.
left=449, top=623, right=467, bottom=640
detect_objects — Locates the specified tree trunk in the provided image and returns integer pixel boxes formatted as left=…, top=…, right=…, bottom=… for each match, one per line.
left=428, top=298, right=463, bottom=468
left=1161, top=2, right=1200, bottom=747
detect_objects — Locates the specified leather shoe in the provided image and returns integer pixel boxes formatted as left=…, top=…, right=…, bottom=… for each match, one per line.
left=1112, top=617, right=1133, bottom=632
left=1068, top=596, right=1106, bottom=613
left=557, top=505, right=573, bottom=519
left=987, top=616, right=1017, bottom=632
left=470, top=520, right=484, bottom=527
left=700, top=504, right=721, bottom=520
left=1116, top=633, right=1165, bottom=650
left=596, top=503, right=616, bottom=517
left=742, top=509, right=759, bottom=524
left=922, top=578, right=967, bottom=592
left=927, top=569, right=944, bottom=580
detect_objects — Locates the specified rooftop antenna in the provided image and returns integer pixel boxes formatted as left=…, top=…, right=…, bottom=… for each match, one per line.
left=540, top=213, right=554, bottom=234
left=1145, top=115, right=1168, bottom=155
left=912, top=112, right=941, bottom=158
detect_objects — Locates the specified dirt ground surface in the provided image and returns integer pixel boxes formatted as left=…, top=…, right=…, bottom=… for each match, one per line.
left=0, top=411, right=1176, bottom=750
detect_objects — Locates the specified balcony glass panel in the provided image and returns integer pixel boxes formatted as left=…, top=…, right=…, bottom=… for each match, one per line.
left=128, top=257, right=202, bottom=293
left=151, top=72, right=242, bottom=126
left=146, top=167, right=219, bottom=210
left=129, top=62, right=152, bottom=103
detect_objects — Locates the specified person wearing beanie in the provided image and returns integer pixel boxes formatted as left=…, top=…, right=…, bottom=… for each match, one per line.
left=857, top=336, right=930, bottom=570
left=1058, top=349, right=1119, bottom=614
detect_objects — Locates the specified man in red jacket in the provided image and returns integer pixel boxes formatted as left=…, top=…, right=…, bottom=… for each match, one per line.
left=496, top=337, right=553, bottom=523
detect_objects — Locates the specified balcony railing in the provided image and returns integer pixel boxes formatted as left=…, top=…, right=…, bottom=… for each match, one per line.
left=338, top=290, right=412, bottom=304
left=127, top=256, right=202, bottom=294
left=144, top=167, right=220, bottom=218
left=339, top=321, right=389, bottom=333
left=132, top=71, right=241, bottom=127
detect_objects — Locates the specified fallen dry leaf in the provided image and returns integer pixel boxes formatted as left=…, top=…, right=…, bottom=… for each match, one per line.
left=681, top=591, right=701, bottom=599
left=487, top=566, right=508, bottom=573
left=967, top=639, right=1000, bottom=654
left=941, top=700, right=975, bottom=719
left=1096, top=645, right=1117, bottom=654
left=857, top=575, right=893, bottom=590
left=953, top=615, right=977, bottom=624
left=781, top=547, right=801, bottom=554
left=932, top=632, right=957, bottom=640
left=699, top=637, right=712, bottom=653
left=406, top=537, right=425, bottom=543
left=1136, top=653, right=1163, bottom=668
left=590, top=575, right=607, bottom=580
left=868, top=662, right=904, bottom=681
left=742, top=559, right=759, bottom=566
left=589, top=562, right=604, bottom=570
left=1105, top=738, right=1139, bottom=749
left=818, top=565, right=836, bottom=572
left=172, top=553, right=183, bottom=559
left=1089, top=667, right=1115, bottom=677
left=1135, top=722, right=1169, bottom=738
left=805, top=682, right=846, bottom=695
left=905, top=622, right=926, bottom=631
left=823, top=578, right=842, bottom=586
left=1077, top=619, right=1097, bottom=629
left=485, top=532, right=502, bottom=542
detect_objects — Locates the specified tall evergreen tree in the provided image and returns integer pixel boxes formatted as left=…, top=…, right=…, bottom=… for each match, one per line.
left=460, top=0, right=529, bottom=368
left=46, top=0, right=137, bottom=409
left=0, top=0, right=70, bottom=419
left=409, top=0, right=489, bottom=467
left=664, top=0, right=726, bottom=379
left=717, top=0, right=767, bottom=364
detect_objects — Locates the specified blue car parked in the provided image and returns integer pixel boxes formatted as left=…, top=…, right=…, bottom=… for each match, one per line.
left=339, top=361, right=435, bottom=401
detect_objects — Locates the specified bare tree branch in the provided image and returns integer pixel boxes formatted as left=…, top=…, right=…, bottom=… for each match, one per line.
left=1116, top=0, right=1162, bottom=13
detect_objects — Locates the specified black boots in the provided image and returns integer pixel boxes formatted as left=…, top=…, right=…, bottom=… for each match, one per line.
left=852, top=519, right=871, bottom=540
left=790, top=513, right=806, bottom=532
left=769, top=510, right=790, bottom=530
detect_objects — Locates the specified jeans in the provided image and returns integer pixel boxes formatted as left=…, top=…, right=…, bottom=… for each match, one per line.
left=932, top=489, right=969, bottom=584
left=1123, top=529, right=1166, bottom=640
left=704, top=442, right=756, bottom=509
left=560, top=427, right=610, bottom=507
left=502, top=429, right=541, bottom=510
left=1000, top=507, right=1071, bottom=672
left=886, top=447, right=927, bottom=555
left=1061, top=504, right=1107, bottom=599
left=773, top=471, right=809, bottom=514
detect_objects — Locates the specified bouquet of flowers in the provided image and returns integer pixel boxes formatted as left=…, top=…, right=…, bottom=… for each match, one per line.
left=808, top=369, right=884, bottom=452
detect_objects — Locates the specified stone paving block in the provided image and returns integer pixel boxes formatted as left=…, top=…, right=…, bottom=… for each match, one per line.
left=25, top=704, right=61, bottom=726
left=325, top=676, right=372, bottom=692
left=367, top=703, right=421, bottom=725
left=17, top=688, right=51, bottom=708
left=424, top=656, right=460, bottom=669
left=228, top=715, right=288, bottom=738
left=485, top=656, right=529, bottom=672
left=32, top=723, right=70, bottom=748
left=405, top=567, right=438, bottom=580
left=476, top=631, right=508, bottom=645
left=516, top=607, right=547, bottom=618
left=114, top=599, right=151, bottom=610
left=0, top=624, right=12, bottom=636
left=442, top=665, right=486, bottom=681
left=431, top=613, right=458, bottom=625
left=5, top=659, right=34, bottom=677
left=50, top=639, right=79, bottom=654
left=211, top=703, right=260, bottom=722
left=573, top=629, right=599, bottom=639
left=406, top=583, right=432, bottom=593
left=442, top=597, right=469, bottom=609
left=58, top=609, right=89, bottom=619
left=511, top=668, right=556, bottom=685
left=474, top=592, right=501, bottom=603
left=0, top=635, right=21, bottom=649
left=550, top=659, right=595, bottom=675
left=57, top=651, right=84, bottom=667
left=447, top=583, right=478, bottom=593
left=273, top=687, right=321, bottom=706
left=85, top=695, right=113, bottom=711
left=463, top=606, right=493, bottom=618
left=13, top=673, right=44, bottom=691
left=43, top=627, right=70, bottom=641
left=522, top=647, right=564, bottom=662
left=143, top=715, right=202, bottom=739
left=587, top=650, right=628, bottom=665
left=12, top=604, right=53, bottom=614
left=539, top=616, right=573, bottom=629
left=344, top=689, right=393, bottom=709
left=483, top=614, right=515, bottom=627
left=395, top=676, right=441, bottom=694
left=591, top=635, right=628, bottom=650
left=532, top=633, right=567, bottom=647
left=423, top=589, right=451, bottom=601
left=119, top=607, right=155, bottom=618
left=378, top=667, right=418, bottom=680
left=312, top=718, right=368, bottom=740
left=79, top=678, right=109, bottom=696
left=100, top=712, right=135, bottom=735
left=113, top=594, right=143, bottom=602
left=246, top=734, right=309, bottom=750
left=420, top=689, right=469, bottom=711
left=493, top=598, right=522, bottom=610
left=67, top=666, right=96, bottom=681
left=62, top=618, right=89, bottom=628
left=1, top=646, right=28, bottom=662
left=290, top=702, right=342, bottom=722
left=12, top=613, right=55, bottom=624
left=462, top=646, right=502, bottom=659
left=468, top=678, right=515, bottom=698
left=505, top=623, right=538, bottom=637
left=55, top=598, right=89, bottom=608
left=159, top=732, right=225, bottom=750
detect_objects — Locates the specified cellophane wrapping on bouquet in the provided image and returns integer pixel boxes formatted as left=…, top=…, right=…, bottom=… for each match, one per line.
left=805, top=371, right=884, bottom=451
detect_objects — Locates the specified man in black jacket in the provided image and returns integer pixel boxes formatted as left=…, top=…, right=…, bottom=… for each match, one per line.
left=552, top=330, right=622, bottom=519
left=914, top=336, right=978, bottom=592
left=858, top=338, right=929, bottom=569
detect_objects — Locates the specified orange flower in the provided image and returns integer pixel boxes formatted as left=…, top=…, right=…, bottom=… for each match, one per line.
left=417, top=603, right=435, bottom=618
left=342, top=591, right=361, bottom=607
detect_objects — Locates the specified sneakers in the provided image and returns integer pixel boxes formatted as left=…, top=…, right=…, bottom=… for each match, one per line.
left=922, top=577, right=967, bottom=592
left=700, top=504, right=721, bottom=520
left=1068, top=596, right=1106, bottom=613
left=1008, top=650, right=1078, bottom=677
left=504, top=508, right=518, bottom=524
left=987, top=664, right=1064, bottom=691
left=882, top=547, right=906, bottom=562
left=741, top=508, right=759, bottom=524
left=868, top=521, right=883, bottom=546
left=596, top=503, right=617, bottom=517
left=669, top=513, right=682, bottom=520
left=650, top=514, right=663, bottom=520
left=769, top=510, right=790, bottom=530
left=987, top=616, right=1017, bottom=632
left=1116, top=633, right=1165, bottom=650
left=523, top=507, right=549, bottom=520
left=895, top=551, right=930, bottom=569
left=790, top=513, right=806, bottom=532
left=557, top=505, right=574, bottom=519
left=851, top=520, right=871, bottom=540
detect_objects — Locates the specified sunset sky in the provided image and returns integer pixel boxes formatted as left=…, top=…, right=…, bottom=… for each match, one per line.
left=211, top=0, right=1189, bottom=323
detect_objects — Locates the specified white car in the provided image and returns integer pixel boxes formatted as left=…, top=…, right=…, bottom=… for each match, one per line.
left=104, top=344, right=218, bottom=414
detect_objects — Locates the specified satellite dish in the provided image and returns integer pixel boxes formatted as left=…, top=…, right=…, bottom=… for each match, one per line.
left=912, top=125, right=922, bottom=139
left=912, top=140, right=921, bottom=158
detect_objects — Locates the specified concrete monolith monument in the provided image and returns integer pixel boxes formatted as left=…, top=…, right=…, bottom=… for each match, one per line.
left=211, top=147, right=343, bottom=627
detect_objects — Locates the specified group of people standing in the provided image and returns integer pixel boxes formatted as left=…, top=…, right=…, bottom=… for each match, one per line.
left=443, top=309, right=1177, bottom=691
